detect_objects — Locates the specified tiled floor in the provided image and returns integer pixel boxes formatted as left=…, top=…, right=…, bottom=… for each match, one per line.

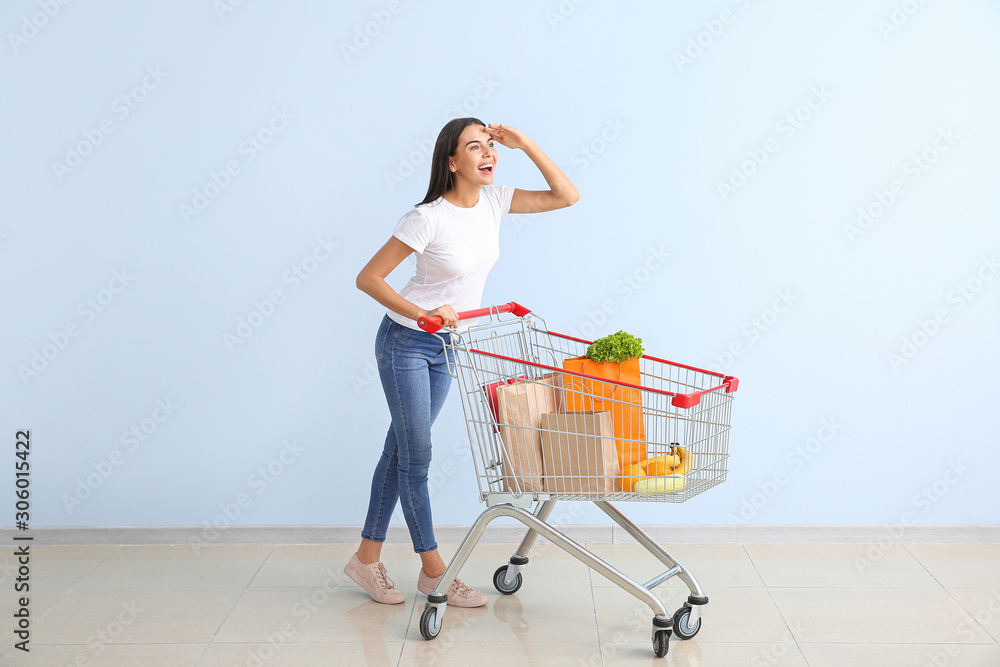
left=1, top=542, right=998, bottom=666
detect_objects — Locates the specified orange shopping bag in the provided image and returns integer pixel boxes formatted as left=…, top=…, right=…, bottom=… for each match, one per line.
left=561, top=356, right=646, bottom=467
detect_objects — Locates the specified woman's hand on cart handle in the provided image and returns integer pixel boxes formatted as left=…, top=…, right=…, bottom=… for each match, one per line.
left=420, top=305, right=459, bottom=330
left=417, top=302, right=532, bottom=333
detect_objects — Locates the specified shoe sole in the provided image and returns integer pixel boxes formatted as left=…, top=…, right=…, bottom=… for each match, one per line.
left=344, top=564, right=406, bottom=604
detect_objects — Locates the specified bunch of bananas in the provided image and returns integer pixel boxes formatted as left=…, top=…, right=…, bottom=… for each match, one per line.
left=619, top=443, right=691, bottom=494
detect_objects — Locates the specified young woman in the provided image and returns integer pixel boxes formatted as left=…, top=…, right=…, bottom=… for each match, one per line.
left=346, top=118, right=579, bottom=606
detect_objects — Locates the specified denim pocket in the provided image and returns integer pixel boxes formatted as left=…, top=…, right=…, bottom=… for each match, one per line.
left=374, top=316, right=391, bottom=361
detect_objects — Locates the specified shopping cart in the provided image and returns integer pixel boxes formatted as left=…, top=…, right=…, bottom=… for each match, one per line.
left=416, top=302, right=739, bottom=658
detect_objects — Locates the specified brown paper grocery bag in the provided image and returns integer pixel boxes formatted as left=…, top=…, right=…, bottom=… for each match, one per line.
left=539, top=411, right=619, bottom=494
left=496, top=374, right=564, bottom=493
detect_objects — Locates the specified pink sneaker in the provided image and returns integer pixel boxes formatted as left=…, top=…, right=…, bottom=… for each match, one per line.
left=343, top=553, right=406, bottom=604
left=417, top=569, right=487, bottom=608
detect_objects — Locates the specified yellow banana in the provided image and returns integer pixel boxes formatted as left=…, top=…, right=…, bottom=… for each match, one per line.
left=645, top=454, right=681, bottom=476
left=672, top=445, right=692, bottom=475
left=618, top=444, right=693, bottom=492
left=620, top=462, right=646, bottom=492
left=636, top=476, right=687, bottom=494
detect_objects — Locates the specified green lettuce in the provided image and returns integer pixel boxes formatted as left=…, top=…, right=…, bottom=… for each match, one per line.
left=585, top=330, right=644, bottom=364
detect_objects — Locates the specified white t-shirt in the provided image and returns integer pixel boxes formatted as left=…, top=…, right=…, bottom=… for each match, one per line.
left=388, top=184, right=516, bottom=331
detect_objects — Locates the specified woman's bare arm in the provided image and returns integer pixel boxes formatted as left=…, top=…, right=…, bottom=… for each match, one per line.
left=356, top=237, right=459, bottom=327
left=486, top=123, right=580, bottom=214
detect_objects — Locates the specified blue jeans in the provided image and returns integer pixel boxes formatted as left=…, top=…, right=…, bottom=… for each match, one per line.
left=362, top=315, right=454, bottom=553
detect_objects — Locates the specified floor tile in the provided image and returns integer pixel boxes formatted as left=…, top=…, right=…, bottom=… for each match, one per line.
left=214, top=586, right=413, bottom=643
left=593, top=585, right=791, bottom=644
left=406, top=585, right=599, bottom=644
left=438, top=542, right=595, bottom=589
left=400, top=639, right=602, bottom=666
left=197, top=642, right=403, bottom=666
left=252, top=544, right=377, bottom=588
left=585, top=543, right=764, bottom=589
left=31, top=586, right=245, bottom=644
left=800, top=642, right=1000, bottom=666
left=906, top=544, right=1000, bottom=588
left=0, top=643, right=207, bottom=666
left=77, top=544, right=272, bottom=589
left=768, top=587, right=995, bottom=644
left=4, top=538, right=995, bottom=665
left=0, top=545, right=117, bottom=589
left=745, top=543, right=941, bottom=587
left=948, top=588, right=1000, bottom=642
left=0, top=587, right=72, bottom=624
left=601, top=640, right=809, bottom=666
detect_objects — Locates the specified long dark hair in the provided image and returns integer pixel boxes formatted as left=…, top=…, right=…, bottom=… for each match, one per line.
left=416, top=117, right=485, bottom=206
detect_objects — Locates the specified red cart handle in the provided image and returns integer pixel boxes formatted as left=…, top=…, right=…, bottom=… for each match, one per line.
left=417, top=301, right=532, bottom=333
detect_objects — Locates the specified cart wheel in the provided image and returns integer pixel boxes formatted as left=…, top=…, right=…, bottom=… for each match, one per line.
left=493, top=565, right=523, bottom=595
left=652, top=628, right=671, bottom=657
left=672, top=605, right=702, bottom=640
left=419, top=605, right=442, bottom=640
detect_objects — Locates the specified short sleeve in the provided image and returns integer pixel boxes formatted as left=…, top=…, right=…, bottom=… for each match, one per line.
left=483, top=184, right=515, bottom=218
left=392, top=208, right=433, bottom=254
left=498, top=184, right=515, bottom=216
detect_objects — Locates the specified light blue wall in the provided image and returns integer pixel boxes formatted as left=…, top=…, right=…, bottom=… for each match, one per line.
left=3, top=1, right=998, bottom=530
